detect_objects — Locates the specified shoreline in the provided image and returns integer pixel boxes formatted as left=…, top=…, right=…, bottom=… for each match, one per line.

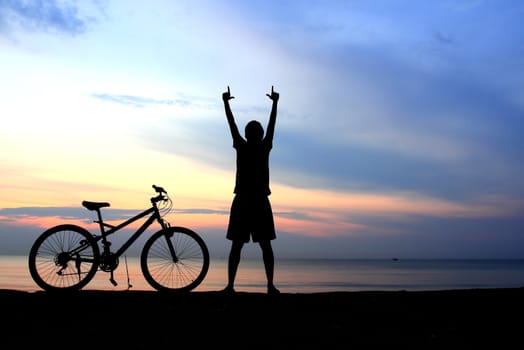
left=3, top=287, right=523, bottom=347
left=4, top=255, right=524, bottom=294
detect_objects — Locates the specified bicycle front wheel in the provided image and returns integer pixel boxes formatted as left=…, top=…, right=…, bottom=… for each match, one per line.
left=141, top=227, right=209, bottom=292
left=28, top=224, right=100, bottom=291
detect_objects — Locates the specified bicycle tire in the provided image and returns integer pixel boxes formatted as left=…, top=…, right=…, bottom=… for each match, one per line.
left=28, top=224, right=100, bottom=291
left=141, top=226, right=209, bottom=292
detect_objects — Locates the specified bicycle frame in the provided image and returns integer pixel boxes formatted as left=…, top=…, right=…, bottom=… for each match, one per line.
left=83, top=195, right=175, bottom=287
left=93, top=204, right=168, bottom=259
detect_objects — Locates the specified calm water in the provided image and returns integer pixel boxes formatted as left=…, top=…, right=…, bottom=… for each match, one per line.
left=1, top=255, right=524, bottom=293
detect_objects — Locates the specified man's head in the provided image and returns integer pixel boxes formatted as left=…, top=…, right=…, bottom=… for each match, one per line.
left=245, top=120, right=264, bottom=142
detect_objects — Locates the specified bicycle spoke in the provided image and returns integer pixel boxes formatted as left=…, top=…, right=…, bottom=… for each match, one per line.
left=29, top=225, right=99, bottom=291
left=141, top=228, right=209, bottom=292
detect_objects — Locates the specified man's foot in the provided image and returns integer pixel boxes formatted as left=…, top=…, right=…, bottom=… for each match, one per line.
left=221, top=286, right=236, bottom=294
left=267, top=285, right=280, bottom=295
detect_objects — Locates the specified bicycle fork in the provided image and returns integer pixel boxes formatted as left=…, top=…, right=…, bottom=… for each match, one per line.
left=164, top=230, right=179, bottom=263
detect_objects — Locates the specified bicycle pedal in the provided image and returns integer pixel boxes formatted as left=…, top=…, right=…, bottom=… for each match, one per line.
left=110, top=278, right=118, bottom=286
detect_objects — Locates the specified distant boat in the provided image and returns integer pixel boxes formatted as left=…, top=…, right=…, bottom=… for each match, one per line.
left=391, top=258, right=399, bottom=261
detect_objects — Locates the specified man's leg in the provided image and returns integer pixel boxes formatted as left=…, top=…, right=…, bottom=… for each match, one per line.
left=259, top=240, right=279, bottom=294
left=225, top=240, right=244, bottom=292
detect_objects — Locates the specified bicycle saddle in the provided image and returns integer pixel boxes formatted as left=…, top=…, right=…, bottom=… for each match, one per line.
left=82, top=201, right=110, bottom=211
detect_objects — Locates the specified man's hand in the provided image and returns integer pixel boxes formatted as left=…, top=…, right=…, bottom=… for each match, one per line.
left=266, top=85, right=279, bottom=102
left=223, top=86, right=235, bottom=102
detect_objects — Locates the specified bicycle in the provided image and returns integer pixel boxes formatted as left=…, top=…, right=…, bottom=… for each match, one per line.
left=28, top=185, right=210, bottom=292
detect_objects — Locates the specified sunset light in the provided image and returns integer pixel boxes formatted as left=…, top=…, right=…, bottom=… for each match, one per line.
left=1, top=0, right=524, bottom=260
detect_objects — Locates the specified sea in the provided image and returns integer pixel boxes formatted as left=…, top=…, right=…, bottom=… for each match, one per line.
left=1, top=255, right=524, bottom=293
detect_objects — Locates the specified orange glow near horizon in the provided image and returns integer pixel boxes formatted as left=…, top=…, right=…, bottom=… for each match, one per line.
left=3, top=178, right=522, bottom=240
left=272, top=185, right=523, bottom=218
left=2, top=140, right=523, bottom=240
left=274, top=213, right=365, bottom=238
left=0, top=215, right=90, bottom=231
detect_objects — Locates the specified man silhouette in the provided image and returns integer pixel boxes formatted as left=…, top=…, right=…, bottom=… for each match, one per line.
left=222, top=85, right=280, bottom=295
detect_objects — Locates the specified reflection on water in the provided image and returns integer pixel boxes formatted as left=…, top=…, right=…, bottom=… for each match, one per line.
left=2, top=255, right=524, bottom=293
left=0, top=255, right=264, bottom=292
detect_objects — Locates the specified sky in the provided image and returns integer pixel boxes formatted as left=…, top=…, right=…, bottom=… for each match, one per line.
left=1, top=0, right=524, bottom=259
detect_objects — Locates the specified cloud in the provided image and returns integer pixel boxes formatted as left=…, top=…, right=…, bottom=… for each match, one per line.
left=115, top=78, right=524, bottom=204
left=174, top=208, right=229, bottom=215
left=0, top=206, right=136, bottom=223
left=91, top=93, right=192, bottom=109
left=0, top=206, right=230, bottom=224
left=0, top=0, right=103, bottom=35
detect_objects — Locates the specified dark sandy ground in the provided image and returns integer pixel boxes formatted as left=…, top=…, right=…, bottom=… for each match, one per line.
left=2, top=288, right=523, bottom=348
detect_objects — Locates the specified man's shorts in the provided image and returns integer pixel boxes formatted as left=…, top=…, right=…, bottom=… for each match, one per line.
left=226, top=194, right=276, bottom=243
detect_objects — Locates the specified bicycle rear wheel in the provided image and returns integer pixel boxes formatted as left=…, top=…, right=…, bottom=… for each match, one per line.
left=141, top=227, right=209, bottom=292
left=28, top=224, right=100, bottom=291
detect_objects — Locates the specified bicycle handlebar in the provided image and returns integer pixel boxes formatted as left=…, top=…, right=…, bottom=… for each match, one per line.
left=152, top=185, right=167, bottom=194
left=151, top=185, right=169, bottom=204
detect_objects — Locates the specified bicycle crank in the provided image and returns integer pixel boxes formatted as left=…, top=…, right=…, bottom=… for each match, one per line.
left=100, top=252, right=119, bottom=272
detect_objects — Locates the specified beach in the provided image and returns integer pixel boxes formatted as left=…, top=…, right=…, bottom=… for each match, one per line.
left=2, top=288, right=523, bottom=348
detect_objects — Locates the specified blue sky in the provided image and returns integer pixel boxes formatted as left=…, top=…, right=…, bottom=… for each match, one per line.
left=1, top=0, right=524, bottom=259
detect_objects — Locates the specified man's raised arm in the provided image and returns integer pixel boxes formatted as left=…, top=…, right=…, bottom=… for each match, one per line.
left=223, top=86, right=241, bottom=141
left=265, top=85, right=279, bottom=142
